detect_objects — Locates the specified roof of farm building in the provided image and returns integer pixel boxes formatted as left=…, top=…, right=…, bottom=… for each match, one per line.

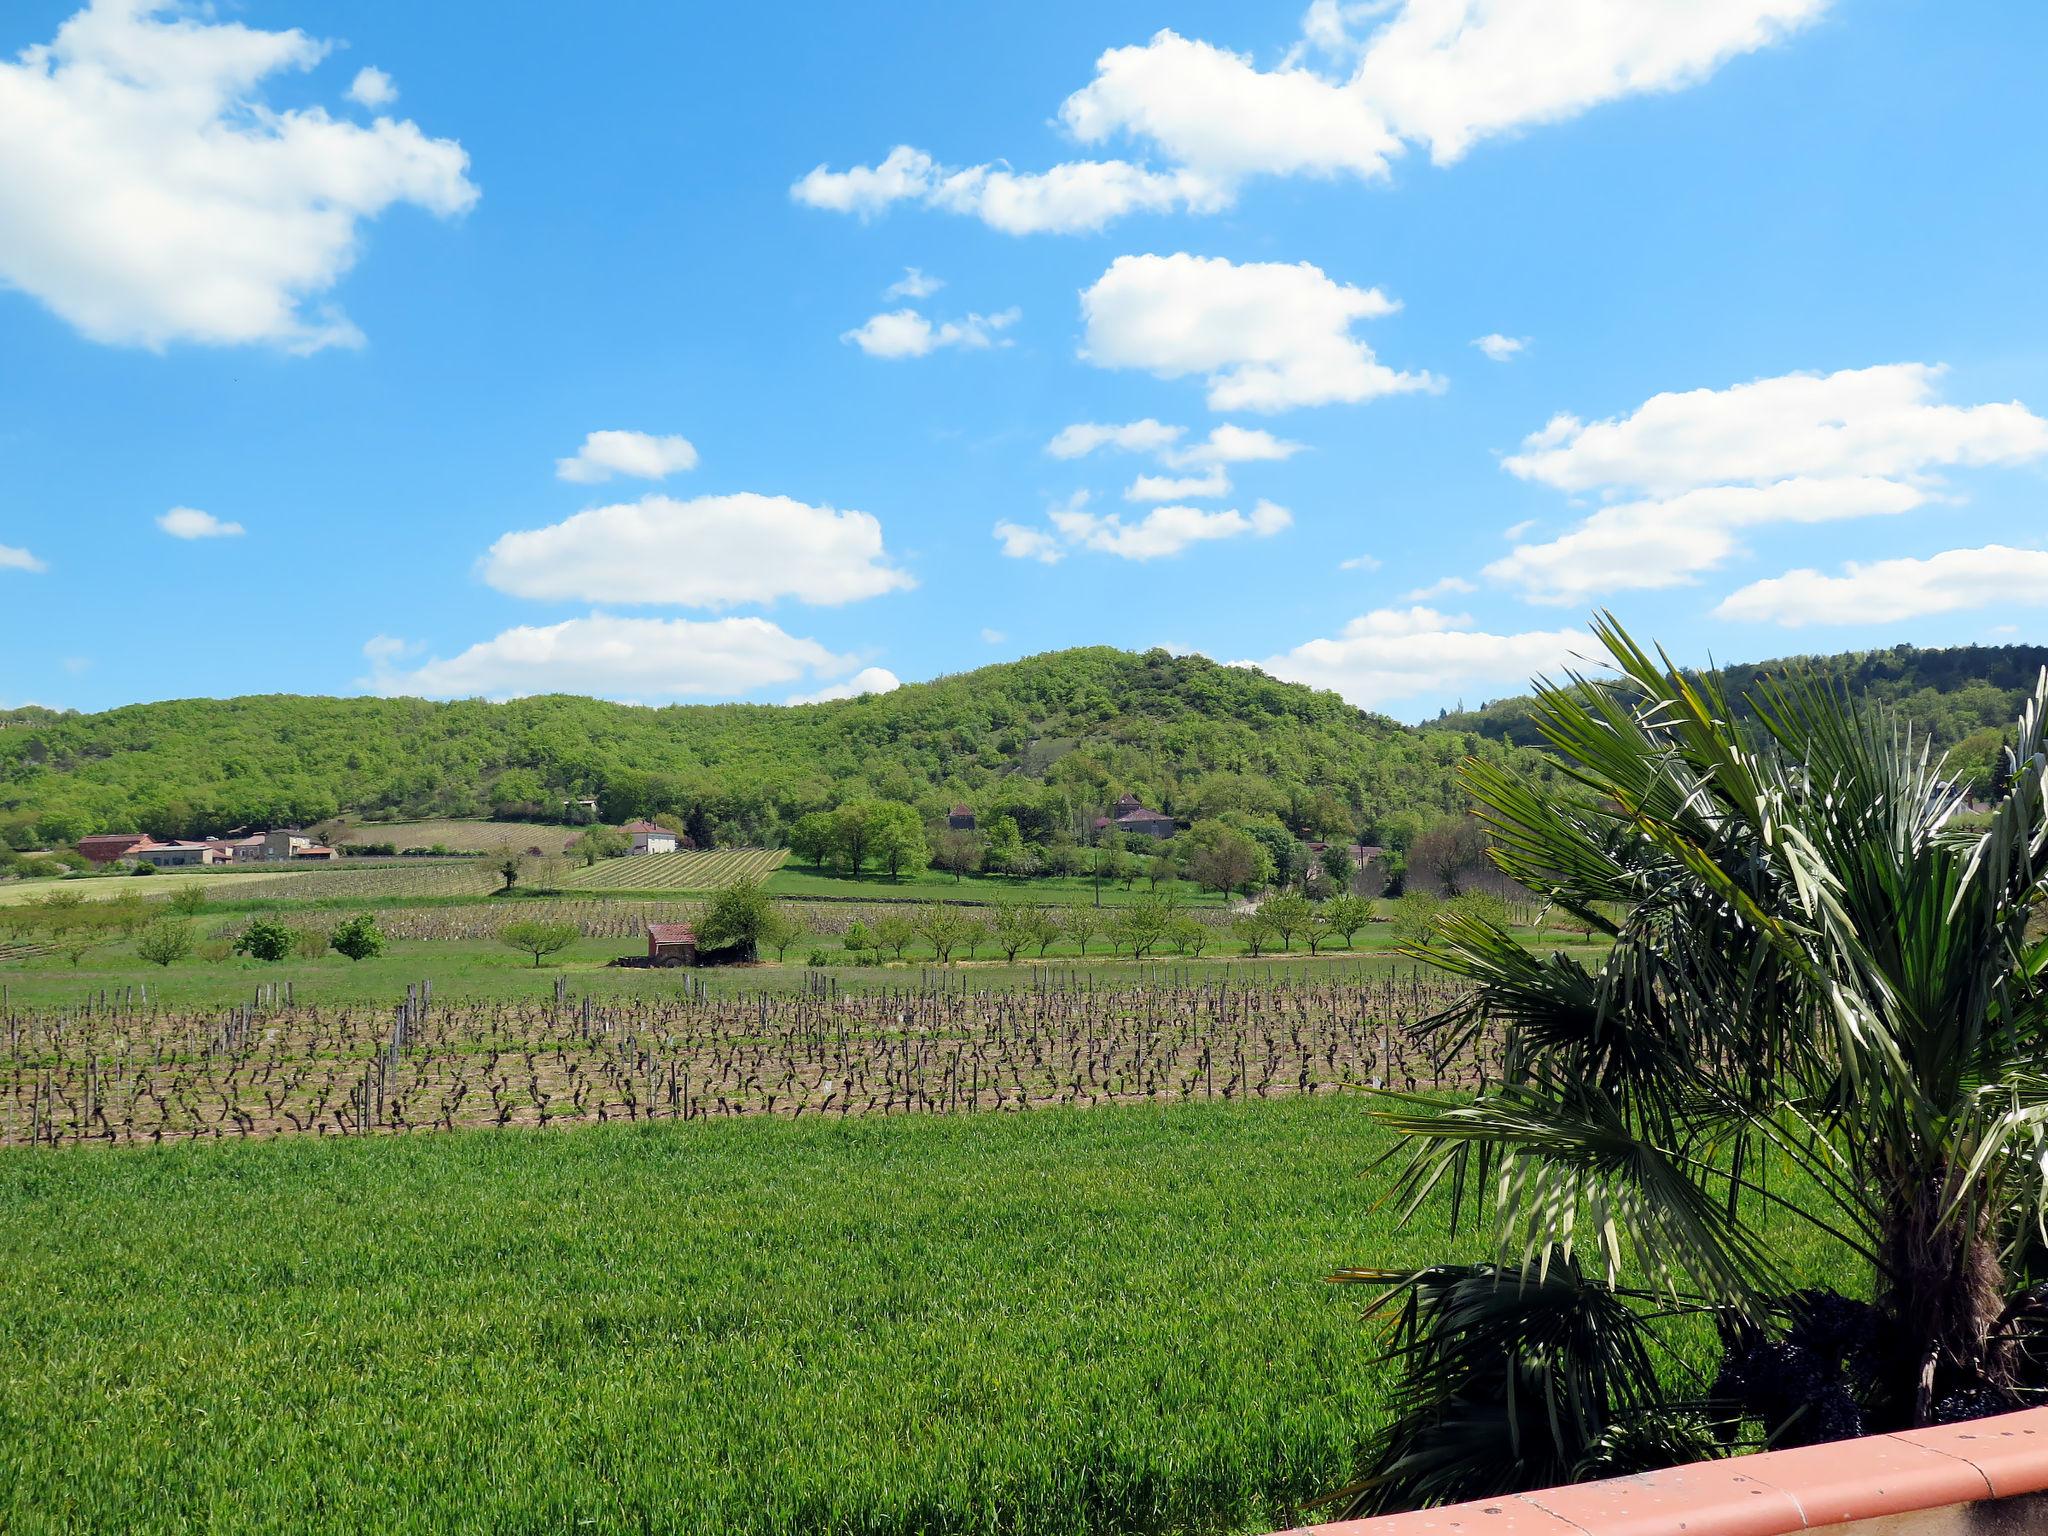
left=621, top=820, right=668, bottom=834
left=646, top=923, right=695, bottom=944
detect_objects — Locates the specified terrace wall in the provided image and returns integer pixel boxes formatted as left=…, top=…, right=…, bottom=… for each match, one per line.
left=1283, top=1407, right=2048, bottom=1536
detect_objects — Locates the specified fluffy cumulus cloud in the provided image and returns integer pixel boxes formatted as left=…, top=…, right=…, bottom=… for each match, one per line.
left=1715, top=546, right=2048, bottom=627
left=346, top=66, right=396, bottom=108
left=1000, top=495, right=1292, bottom=562
left=156, top=506, right=243, bottom=539
left=1240, top=606, right=1586, bottom=710
left=1163, top=424, right=1305, bottom=468
left=792, top=145, right=1226, bottom=235
left=1473, top=333, right=1526, bottom=362
left=841, top=306, right=1018, bottom=359
left=1125, top=466, right=1229, bottom=503
left=1046, top=419, right=1185, bottom=459
left=795, top=3, right=1823, bottom=234
left=368, top=613, right=859, bottom=703
left=1488, top=365, right=2048, bottom=602
left=0, top=0, right=477, bottom=351
left=480, top=492, right=914, bottom=609
left=1, top=542, right=46, bottom=572
left=885, top=266, right=943, bottom=300
left=555, top=430, right=699, bottom=484
left=1080, top=254, right=1434, bottom=412
left=785, top=666, right=903, bottom=706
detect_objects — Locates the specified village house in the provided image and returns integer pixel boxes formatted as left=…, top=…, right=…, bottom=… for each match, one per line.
left=77, top=832, right=149, bottom=865
left=128, top=839, right=220, bottom=868
left=645, top=922, right=696, bottom=966
left=1093, top=793, right=1176, bottom=840
left=946, top=804, right=977, bottom=831
left=623, top=819, right=679, bottom=855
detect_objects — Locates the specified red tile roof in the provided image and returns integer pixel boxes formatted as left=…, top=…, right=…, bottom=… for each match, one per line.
left=623, top=820, right=669, bottom=834
left=646, top=923, right=695, bottom=944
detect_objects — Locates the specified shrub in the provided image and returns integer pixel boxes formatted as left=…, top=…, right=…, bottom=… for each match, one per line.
left=234, top=917, right=295, bottom=963
left=129, top=862, right=157, bottom=876
left=169, top=884, right=210, bottom=915
left=498, top=920, right=578, bottom=967
left=134, top=920, right=194, bottom=968
left=328, top=913, right=386, bottom=962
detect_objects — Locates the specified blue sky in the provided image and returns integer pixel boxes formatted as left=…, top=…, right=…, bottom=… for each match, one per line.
left=2, top=0, right=2045, bottom=719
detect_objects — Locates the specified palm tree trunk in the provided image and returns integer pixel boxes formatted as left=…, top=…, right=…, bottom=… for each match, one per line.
left=1878, top=1173, right=2009, bottom=1425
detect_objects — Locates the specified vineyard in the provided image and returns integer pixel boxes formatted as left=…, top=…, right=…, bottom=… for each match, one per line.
left=334, top=819, right=583, bottom=854
left=559, top=847, right=788, bottom=892
left=223, top=861, right=505, bottom=903
left=0, top=971, right=1480, bottom=1146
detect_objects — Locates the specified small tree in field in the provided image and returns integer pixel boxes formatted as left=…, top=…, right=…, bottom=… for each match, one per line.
left=499, top=920, right=577, bottom=967
left=1322, top=894, right=1375, bottom=947
left=1231, top=911, right=1275, bottom=957
left=234, top=917, right=294, bottom=963
left=876, top=912, right=917, bottom=961
left=841, top=920, right=878, bottom=963
left=1060, top=905, right=1099, bottom=957
left=496, top=855, right=523, bottom=892
left=758, top=905, right=805, bottom=961
left=917, top=904, right=969, bottom=962
left=169, top=884, right=209, bottom=916
left=135, top=919, right=194, bottom=968
left=1021, top=905, right=1062, bottom=959
left=328, top=912, right=386, bottom=962
left=1261, top=892, right=1314, bottom=952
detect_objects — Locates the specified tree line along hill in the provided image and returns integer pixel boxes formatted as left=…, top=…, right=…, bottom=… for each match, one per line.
left=0, top=640, right=2036, bottom=856
left=0, top=648, right=1549, bottom=853
left=1425, top=640, right=2048, bottom=794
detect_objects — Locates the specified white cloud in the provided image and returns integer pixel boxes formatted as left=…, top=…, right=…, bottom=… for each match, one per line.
left=842, top=306, right=1018, bottom=359
left=480, top=492, right=914, bottom=609
left=368, top=613, right=858, bottom=703
left=361, top=634, right=420, bottom=667
left=1048, top=498, right=1292, bottom=561
left=1353, top=0, right=1828, bottom=167
left=1046, top=419, right=1185, bottom=459
left=347, top=66, right=396, bottom=108
left=885, top=266, right=943, bottom=299
left=156, top=506, right=243, bottom=539
left=1239, top=606, right=1585, bottom=709
left=979, top=628, right=1006, bottom=644
left=1502, top=518, right=1538, bottom=540
left=1161, top=423, right=1306, bottom=467
left=1403, top=575, right=1478, bottom=600
left=1126, top=466, right=1230, bottom=502
left=1489, top=477, right=1929, bottom=603
left=1, top=542, right=46, bottom=572
left=1488, top=365, right=2048, bottom=603
left=0, top=0, right=476, bottom=351
left=993, top=520, right=1066, bottom=564
left=1505, top=364, right=2048, bottom=496
left=1060, top=29, right=1401, bottom=183
left=785, top=666, right=902, bottom=706
left=555, top=430, right=699, bottom=484
left=796, top=4, right=1822, bottom=238
left=1339, top=553, right=1382, bottom=571
left=792, top=146, right=1224, bottom=235
left=1715, top=546, right=2048, bottom=627
left=1474, top=333, right=1527, bottom=362
left=1080, top=253, right=1435, bottom=412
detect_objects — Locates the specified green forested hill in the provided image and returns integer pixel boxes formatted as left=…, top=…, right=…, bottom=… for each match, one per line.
left=1424, top=641, right=2048, bottom=792
left=0, top=648, right=1547, bottom=846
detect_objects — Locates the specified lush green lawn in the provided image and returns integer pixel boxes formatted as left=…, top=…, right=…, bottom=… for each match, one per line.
left=0, top=1099, right=1432, bottom=1535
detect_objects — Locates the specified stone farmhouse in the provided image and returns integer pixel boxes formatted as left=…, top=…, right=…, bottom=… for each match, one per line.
left=79, top=827, right=339, bottom=868
left=1093, top=794, right=1176, bottom=840
left=623, top=820, right=681, bottom=855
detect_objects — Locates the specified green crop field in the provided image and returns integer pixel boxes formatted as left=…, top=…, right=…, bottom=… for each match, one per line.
left=559, top=846, right=788, bottom=891
left=0, top=1096, right=1842, bottom=1536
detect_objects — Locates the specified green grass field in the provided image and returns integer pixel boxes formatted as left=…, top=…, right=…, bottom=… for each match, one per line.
left=333, top=817, right=584, bottom=853
left=0, top=1097, right=1844, bottom=1536
left=766, top=863, right=1233, bottom=906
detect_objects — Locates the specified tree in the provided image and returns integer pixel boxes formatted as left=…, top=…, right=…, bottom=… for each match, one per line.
left=498, top=920, right=577, bottom=967
left=757, top=905, right=804, bottom=961
left=916, top=904, right=969, bottom=963
left=1390, top=891, right=1441, bottom=947
left=495, top=855, right=523, bottom=892
left=1059, top=904, right=1099, bottom=957
left=1303, top=914, right=1335, bottom=954
left=1322, top=894, right=1375, bottom=946
left=1319, top=843, right=1353, bottom=893
left=135, top=919, right=193, bottom=968
left=933, top=828, right=982, bottom=882
left=870, top=802, right=929, bottom=881
left=841, top=920, right=878, bottom=962
left=957, top=914, right=989, bottom=960
left=1146, top=851, right=1176, bottom=892
left=789, top=811, right=838, bottom=870
left=1408, top=815, right=1489, bottom=896
left=831, top=801, right=884, bottom=876
left=875, top=912, right=918, bottom=960
left=1110, top=900, right=1169, bottom=959
left=1019, top=904, right=1062, bottom=959
left=1336, top=621, right=2048, bottom=1515
left=698, top=880, right=775, bottom=957
left=1167, top=914, right=1210, bottom=956
left=989, top=904, right=1034, bottom=962
left=1186, top=821, right=1269, bottom=901
left=234, top=917, right=295, bottom=963
left=1230, top=911, right=1275, bottom=957
left=1260, top=892, right=1313, bottom=951
left=983, top=815, right=1025, bottom=879
left=571, top=825, right=629, bottom=866
left=328, top=913, right=385, bottom=962
left=169, top=883, right=210, bottom=915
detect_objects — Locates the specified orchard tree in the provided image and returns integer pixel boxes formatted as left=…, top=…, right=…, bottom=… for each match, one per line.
left=328, top=913, right=386, bottom=962
left=498, top=920, right=577, bottom=967
left=135, top=920, right=194, bottom=968
left=870, top=802, right=929, bottom=881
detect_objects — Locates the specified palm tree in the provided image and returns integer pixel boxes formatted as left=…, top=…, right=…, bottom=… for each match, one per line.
left=1333, top=617, right=2048, bottom=1513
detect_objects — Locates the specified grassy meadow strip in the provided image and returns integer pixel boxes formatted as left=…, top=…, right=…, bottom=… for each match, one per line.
left=0, top=1099, right=1433, bottom=1535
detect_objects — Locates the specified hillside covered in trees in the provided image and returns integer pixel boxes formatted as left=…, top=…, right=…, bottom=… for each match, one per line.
left=0, top=648, right=1543, bottom=849
left=1425, top=641, right=2047, bottom=793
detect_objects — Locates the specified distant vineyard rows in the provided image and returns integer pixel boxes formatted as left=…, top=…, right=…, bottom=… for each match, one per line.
left=559, top=848, right=787, bottom=892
